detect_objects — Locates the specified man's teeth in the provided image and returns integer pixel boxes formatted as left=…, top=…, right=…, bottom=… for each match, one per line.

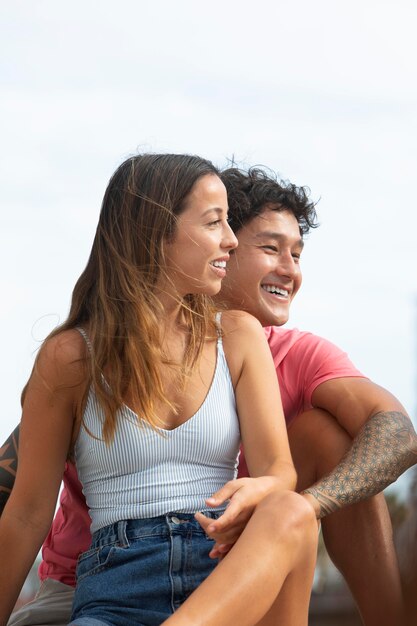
left=262, top=285, right=289, bottom=297
left=211, top=261, right=226, bottom=268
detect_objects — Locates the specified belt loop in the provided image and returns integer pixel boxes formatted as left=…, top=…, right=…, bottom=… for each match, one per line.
left=117, top=520, right=129, bottom=548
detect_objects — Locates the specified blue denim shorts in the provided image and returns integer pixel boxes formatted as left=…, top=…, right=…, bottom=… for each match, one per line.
left=69, top=512, right=221, bottom=626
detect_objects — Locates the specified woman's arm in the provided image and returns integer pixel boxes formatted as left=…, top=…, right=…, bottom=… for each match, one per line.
left=0, top=331, right=85, bottom=625
left=229, top=311, right=295, bottom=484
left=197, top=312, right=298, bottom=548
left=0, top=425, right=19, bottom=516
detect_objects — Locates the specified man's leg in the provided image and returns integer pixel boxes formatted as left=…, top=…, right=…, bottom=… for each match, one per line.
left=7, top=579, right=74, bottom=626
left=404, top=568, right=417, bottom=625
left=395, top=500, right=417, bottom=624
left=288, top=408, right=404, bottom=626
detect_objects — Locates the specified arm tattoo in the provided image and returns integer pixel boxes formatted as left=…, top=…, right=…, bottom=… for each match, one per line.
left=303, top=411, right=417, bottom=518
left=0, top=425, right=19, bottom=516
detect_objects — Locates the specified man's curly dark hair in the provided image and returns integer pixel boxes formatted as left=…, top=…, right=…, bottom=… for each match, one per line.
left=220, top=167, right=318, bottom=236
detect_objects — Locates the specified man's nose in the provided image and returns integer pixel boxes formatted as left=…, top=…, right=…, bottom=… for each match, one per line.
left=274, top=252, right=298, bottom=278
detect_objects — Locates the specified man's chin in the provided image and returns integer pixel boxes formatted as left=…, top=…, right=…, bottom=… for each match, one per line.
left=255, top=292, right=291, bottom=327
left=253, top=306, right=289, bottom=328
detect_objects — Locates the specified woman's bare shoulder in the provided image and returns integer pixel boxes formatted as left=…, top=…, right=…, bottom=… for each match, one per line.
left=220, top=310, right=263, bottom=336
left=35, top=329, right=88, bottom=389
left=219, top=311, right=267, bottom=385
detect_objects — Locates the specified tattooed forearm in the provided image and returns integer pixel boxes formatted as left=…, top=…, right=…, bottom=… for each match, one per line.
left=303, top=411, right=417, bottom=518
left=0, top=425, right=19, bottom=516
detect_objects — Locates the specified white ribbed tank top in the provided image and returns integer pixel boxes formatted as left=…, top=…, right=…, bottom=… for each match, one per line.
left=74, top=322, right=240, bottom=533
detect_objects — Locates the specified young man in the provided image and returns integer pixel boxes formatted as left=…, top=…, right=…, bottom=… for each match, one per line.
left=219, top=167, right=417, bottom=626
left=2, top=166, right=417, bottom=626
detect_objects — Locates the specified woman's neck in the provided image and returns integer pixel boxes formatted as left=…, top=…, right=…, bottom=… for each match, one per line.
left=157, top=291, right=186, bottom=329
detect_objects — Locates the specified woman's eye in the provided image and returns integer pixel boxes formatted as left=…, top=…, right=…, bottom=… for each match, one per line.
left=208, top=219, right=222, bottom=227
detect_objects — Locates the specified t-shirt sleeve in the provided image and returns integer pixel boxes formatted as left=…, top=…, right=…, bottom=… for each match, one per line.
left=286, top=332, right=366, bottom=412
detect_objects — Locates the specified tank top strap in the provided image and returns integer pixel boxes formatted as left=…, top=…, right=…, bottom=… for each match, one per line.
left=214, top=312, right=223, bottom=346
left=75, top=326, right=93, bottom=354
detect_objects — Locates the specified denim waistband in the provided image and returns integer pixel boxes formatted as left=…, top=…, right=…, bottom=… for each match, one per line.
left=90, top=511, right=223, bottom=549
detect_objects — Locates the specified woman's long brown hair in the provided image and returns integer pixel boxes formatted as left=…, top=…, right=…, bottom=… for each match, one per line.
left=31, top=154, right=220, bottom=442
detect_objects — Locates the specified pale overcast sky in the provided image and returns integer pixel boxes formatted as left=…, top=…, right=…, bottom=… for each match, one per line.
left=1, top=0, right=417, bottom=490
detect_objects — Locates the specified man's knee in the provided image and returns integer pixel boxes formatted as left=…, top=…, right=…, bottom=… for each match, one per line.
left=288, top=409, right=353, bottom=489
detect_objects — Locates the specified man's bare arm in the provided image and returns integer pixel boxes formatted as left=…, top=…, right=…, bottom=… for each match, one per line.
left=0, top=426, right=19, bottom=516
left=303, top=410, right=417, bottom=517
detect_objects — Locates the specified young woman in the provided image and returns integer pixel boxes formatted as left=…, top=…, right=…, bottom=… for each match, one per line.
left=0, top=154, right=318, bottom=626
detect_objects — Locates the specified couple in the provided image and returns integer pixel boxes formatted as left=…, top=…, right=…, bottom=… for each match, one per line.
left=1, top=154, right=416, bottom=626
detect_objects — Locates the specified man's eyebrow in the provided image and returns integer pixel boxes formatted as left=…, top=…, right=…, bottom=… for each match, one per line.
left=254, top=231, right=304, bottom=249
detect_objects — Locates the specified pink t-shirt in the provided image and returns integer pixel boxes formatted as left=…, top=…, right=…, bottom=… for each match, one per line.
left=39, top=327, right=364, bottom=586
left=38, top=462, right=91, bottom=586
left=264, top=326, right=364, bottom=426
left=237, top=327, right=365, bottom=477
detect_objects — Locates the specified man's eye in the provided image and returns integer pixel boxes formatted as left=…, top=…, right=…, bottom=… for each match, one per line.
left=292, top=253, right=301, bottom=263
left=261, top=245, right=278, bottom=252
